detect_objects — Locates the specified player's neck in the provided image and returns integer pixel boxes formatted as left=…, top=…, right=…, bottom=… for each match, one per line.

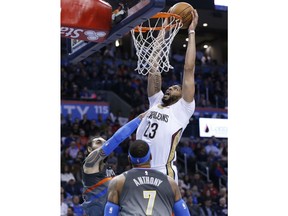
left=161, top=98, right=179, bottom=107
left=133, top=164, right=151, bottom=168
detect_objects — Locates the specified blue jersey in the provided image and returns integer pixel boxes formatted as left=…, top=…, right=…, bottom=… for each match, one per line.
left=81, top=116, right=142, bottom=215
left=82, top=166, right=115, bottom=216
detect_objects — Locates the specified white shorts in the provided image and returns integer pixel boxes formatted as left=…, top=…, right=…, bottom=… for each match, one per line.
left=152, top=164, right=178, bottom=184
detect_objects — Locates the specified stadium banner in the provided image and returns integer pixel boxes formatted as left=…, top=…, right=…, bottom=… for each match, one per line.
left=194, top=107, right=227, bottom=118
left=199, top=118, right=228, bottom=138
left=61, top=100, right=110, bottom=121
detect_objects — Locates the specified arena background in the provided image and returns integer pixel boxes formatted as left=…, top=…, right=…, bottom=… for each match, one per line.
left=2, top=0, right=288, bottom=216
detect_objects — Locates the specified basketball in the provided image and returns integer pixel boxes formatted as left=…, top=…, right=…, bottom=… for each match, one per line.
left=168, top=2, right=194, bottom=29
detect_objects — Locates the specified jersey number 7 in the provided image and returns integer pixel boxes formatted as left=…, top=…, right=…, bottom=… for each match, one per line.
left=143, top=190, right=157, bottom=215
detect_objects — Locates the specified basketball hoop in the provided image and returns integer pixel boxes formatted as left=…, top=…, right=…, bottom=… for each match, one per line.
left=130, top=12, right=183, bottom=76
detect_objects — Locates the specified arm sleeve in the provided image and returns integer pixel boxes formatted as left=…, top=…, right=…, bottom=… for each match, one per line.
left=173, top=199, right=191, bottom=216
left=104, top=201, right=120, bottom=216
left=102, top=116, right=141, bottom=156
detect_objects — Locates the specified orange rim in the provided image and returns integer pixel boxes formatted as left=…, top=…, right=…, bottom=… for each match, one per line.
left=133, top=12, right=182, bottom=33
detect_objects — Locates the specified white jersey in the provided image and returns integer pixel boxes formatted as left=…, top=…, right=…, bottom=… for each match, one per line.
left=136, top=91, right=195, bottom=183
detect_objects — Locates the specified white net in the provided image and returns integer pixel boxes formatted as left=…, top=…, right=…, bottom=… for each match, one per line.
left=130, top=12, right=183, bottom=76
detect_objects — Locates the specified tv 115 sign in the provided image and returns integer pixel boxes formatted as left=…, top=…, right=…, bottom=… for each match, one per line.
left=61, top=100, right=109, bottom=121
left=199, top=118, right=228, bottom=138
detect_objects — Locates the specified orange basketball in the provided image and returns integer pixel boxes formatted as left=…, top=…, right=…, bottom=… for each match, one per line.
left=168, top=2, right=194, bottom=29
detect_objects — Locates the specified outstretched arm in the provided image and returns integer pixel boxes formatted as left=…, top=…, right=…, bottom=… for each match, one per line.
left=182, top=9, right=198, bottom=103
left=83, top=113, right=146, bottom=173
left=102, top=112, right=146, bottom=156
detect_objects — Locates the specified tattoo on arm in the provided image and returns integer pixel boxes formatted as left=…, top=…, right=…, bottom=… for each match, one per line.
left=154, top=73, right=161, bottom=92
left=84, top=148, right=106, bottom=168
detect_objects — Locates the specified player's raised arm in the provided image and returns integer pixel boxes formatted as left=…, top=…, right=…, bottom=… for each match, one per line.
left=147, top=72, right=162, bottom=97
left=182, top=9, right=198, bottom=103
left=146, top=17, right=171, bottom=97
left=146, top=30, right=166, bottom=97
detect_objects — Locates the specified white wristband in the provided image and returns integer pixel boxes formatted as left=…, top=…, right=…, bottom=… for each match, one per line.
left=188, top=30, right=195, bottom=35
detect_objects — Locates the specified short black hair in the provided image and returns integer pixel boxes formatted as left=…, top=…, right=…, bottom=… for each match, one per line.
left=129, top=140, right=149, bottom=158
left=87, top=136, right=99, bottom=148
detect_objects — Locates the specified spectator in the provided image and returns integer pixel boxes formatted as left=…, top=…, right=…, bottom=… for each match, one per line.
left=86, top=119, right=99, bottom=137
left=179, top=140, right=196, bottom=173
left=76, top=129, right=89, bottom=151
left=65, top=140, right=80, bottom=162
left=203, top=180, right=219, bottom=202
left=61, top=186, right=73, bottom=205
left=67, top=206, right=76, bottom=216
left=80, top=86, right=92, bottom=99
left=191, top=185, right=201, bottom=202
left=214, top=197, right=228, bottom=216
left=219, top=143, right=228, bottom=166
left=65, top=113, right=73, bottom=128
left=210, top=161, right=226, bottom=186
left=61, top=114, right=71, bottom=136
left=61, top=164, right=76, bottom=185
left=64, top=178, right=82, bottom=197
left=183, top=174, right=192, bottom=190
left=79, top=114, right=91, bottom=132
left=179, top=140, right=196, bottom=158
left=70, top=195, right=85, bottom=216
left=74, top=151, right=85, bottom=166
left=71, top=162, right=83, bottom=182
left=62, top=132, right=77, bottom=150
left=61, top=192, right=69, bottom=216
left=106, top=152, right=118, bottom=174
left=71, top=122, right=81, bottom=137
left=205, top=139, right=221, bottom=157
left=190, top=172, right=206, bottom=194
left=178, top=179, right=190, bottom=191
left=186, top=196, right=201, bottom=216
left=196, top=147, right=208, bottom=163
left=199, top=197, right=218, bottom=216
left=216, top=187, right=227, bottom=203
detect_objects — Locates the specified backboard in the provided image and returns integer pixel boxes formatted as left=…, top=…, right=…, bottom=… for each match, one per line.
left=62, top=0, right=166, bottom=64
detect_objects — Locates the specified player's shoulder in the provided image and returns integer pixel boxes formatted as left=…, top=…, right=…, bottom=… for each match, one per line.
left=179, top=97, right=195, bottom=106
left=178, top=97, right=195, bottom=104
left=149, top=90, right=164, bottom=100
left=110, top=173, right=126, bottom=187
left=171, top=98, right=195, bottom=115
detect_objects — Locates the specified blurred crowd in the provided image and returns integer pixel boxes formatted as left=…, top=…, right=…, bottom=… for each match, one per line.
left=61, top=44, right=228, bottom=113
left=61, top=45, right=228, bottom=216
left=61, top=114, right=228, bottom=216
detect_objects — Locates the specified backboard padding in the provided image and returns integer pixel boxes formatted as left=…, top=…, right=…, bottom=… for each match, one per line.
left=63, top=0, right=166, bottom=64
